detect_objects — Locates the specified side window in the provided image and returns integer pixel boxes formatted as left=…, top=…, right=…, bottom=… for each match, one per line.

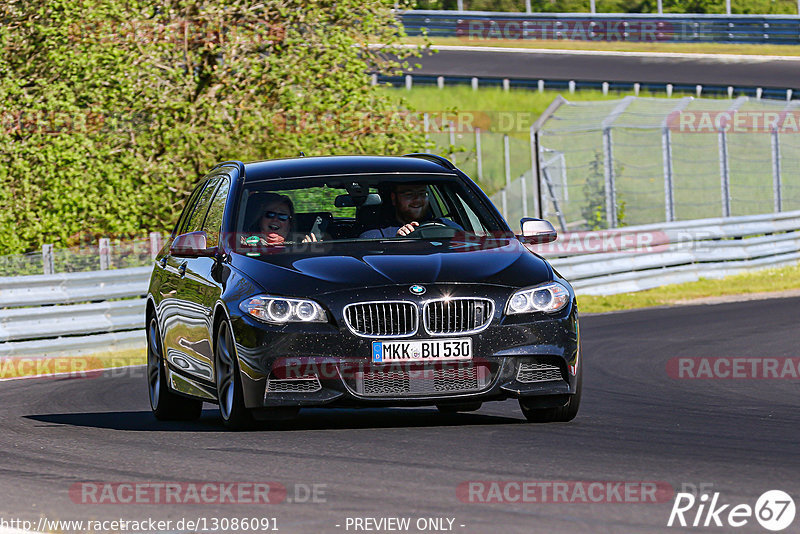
left=173, top=182, right=207, bottom=237
left=202, top=177, right=230, bottom=247
left=440, top=186, right=489, bottom=235
left=184, top=176, right=222, bottom=234
left=455, top=193, right=489, bottom=235
left=427, top=186, right=448, bottom=219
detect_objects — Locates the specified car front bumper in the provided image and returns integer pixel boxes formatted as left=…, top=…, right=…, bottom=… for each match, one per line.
left=231, top=300, right=580, bottom=410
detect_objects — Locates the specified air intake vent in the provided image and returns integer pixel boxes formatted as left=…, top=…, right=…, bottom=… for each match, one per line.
left=353, top=364, right=490, bottom=397
left=517, top=363, right=563, bottom=383
left=266, top=376, right=322, bottom=394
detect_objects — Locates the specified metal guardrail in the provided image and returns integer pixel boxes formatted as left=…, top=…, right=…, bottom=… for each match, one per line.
left=377, top=74, right=798, bottom=108
left=541, top=210, right=800, bottom=294
left=0, top=299, right=145, bottom=342
left=0, top=266, right=151, bottom=308
left=0, top=330, right=144, bottom=358
left=0, top=266, right=151, bottom=358
left=400, top=10, right=800, bottom=45
left=0, top=211, right=798, bottom=357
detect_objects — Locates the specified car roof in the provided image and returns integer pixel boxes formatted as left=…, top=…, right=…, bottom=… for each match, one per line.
left=241, top=155, right=457, bottom=183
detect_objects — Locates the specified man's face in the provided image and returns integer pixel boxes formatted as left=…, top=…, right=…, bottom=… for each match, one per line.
left=392, top=184, right=430, bottom=224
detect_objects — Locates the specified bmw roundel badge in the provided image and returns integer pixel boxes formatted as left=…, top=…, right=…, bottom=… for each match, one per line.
left=409, top=285, right=426, bottom=295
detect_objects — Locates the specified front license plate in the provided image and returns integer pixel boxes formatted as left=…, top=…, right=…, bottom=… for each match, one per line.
left=371, top=338, right=472, bottom=364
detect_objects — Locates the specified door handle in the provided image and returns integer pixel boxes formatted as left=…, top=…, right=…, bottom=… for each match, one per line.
left=159, top=257, right=167, bottom=268
left=178, top=262, right=187, bottom=277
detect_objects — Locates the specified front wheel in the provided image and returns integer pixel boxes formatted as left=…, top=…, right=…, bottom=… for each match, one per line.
left=215, top=321, right=253, bottom=430
left=519, top=368, right=581, bottom=423
left=146, top=316, right=203, bottom=421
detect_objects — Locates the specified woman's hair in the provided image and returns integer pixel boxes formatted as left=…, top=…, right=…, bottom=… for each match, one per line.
left=260, top=193, right=295, bottom=219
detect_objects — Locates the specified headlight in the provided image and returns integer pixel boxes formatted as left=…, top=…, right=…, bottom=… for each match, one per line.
left=239, top=295, right=328, bottom=324
left=506, top=282, right=570, bottom=315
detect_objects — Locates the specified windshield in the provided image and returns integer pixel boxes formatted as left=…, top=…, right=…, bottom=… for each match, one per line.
left=234, top=175, right=507, bottom=248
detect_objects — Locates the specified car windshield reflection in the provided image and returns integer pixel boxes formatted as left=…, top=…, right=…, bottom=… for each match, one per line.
left=235, top=176, right=505, bottom=248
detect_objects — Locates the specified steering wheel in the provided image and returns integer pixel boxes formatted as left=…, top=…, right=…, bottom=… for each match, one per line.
left=408, top=221, right=450, bottom=233
left=406, top=221, right=457, bottom=239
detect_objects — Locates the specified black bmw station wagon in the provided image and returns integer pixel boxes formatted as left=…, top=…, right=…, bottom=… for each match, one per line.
left=146, top=154, right=581, bottom=429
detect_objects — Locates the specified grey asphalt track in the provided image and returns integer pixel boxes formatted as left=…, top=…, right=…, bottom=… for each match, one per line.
left=410, top=47, right=800, bottom=88
left=1, top=296, right=799, bottom=533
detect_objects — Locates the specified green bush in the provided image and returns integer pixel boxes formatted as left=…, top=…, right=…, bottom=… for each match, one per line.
left=0, top=0, right=427, bottom=254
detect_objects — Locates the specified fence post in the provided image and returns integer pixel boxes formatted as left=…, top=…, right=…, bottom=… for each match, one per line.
left=423, top=112, right=431, bottom=154
left=525, top=0, right=531, bottom=13
left=718, top=128, right=731, bottom=217
left=502, top=134, right=510, bottom=220
left=531, top=125, right=542, bottom=220
left=475, top=127, right=483, bottom=181
left=42, top=244, right=54, bottom=275
left=662, top=126, right=675, bottom=222
left=602, top=127, right=618, bottom=228
left=405, top=74, right=412, bottom=90
left=149, top=232, right=163, bottom=260
left=99, top=238, right=111, bottom=270
left=771, top=127, right=782, bottom=212
left=448, top=120, right=456, bottom=162
left=590, top=0, right=596, bottom=13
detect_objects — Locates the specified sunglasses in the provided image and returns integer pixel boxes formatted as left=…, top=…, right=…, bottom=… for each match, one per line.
left=263, top=211, right=291, bottom=222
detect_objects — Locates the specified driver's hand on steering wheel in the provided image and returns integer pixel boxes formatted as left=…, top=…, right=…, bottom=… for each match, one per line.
left=396, top=222, right=419, bottom=237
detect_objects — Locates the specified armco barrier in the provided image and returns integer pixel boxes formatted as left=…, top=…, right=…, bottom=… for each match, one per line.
left=400, top=11, right=800, bottom=45
left=1, top=211, right=799, bottom=358
left=536, top=210, right=800, bottom=294
left=0, top=266, right=151, bottom=308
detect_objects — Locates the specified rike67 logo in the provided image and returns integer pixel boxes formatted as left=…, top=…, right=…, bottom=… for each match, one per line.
left=668, top=490, right=796, bottom=531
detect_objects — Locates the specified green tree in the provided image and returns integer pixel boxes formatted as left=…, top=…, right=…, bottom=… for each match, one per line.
left=581, top=151, right=625, bottom=230
left=0, top=0, right=426, bottom=253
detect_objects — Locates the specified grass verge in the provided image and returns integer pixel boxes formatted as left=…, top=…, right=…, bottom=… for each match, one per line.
left=404, top=36, right=800, bottom=57
left=0, top=347, right=145, bottom=379
left=579, top=263, right=800, bottom=313
left=379, top=85, right=661, bottom=135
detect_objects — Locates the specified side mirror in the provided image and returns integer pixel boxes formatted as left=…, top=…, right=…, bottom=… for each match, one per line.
left=519, top=218, right=557, bottom=244
left=170, top=231, right=218, bottom=257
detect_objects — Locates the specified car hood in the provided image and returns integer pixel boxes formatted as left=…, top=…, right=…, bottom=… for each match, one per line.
left=229, top=238, right=553, bottom=296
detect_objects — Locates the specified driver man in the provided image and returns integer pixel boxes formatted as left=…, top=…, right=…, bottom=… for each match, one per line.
left=359, top=183, right=460, bottom=239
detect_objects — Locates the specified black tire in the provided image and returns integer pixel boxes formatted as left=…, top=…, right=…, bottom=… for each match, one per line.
left=519, top=367, right=582, bottom=423
left=436, top=402, right=483, bottom=413
left=215, top=321, right=254, bottom=430
left=146, top=316, right=203, bottom=421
